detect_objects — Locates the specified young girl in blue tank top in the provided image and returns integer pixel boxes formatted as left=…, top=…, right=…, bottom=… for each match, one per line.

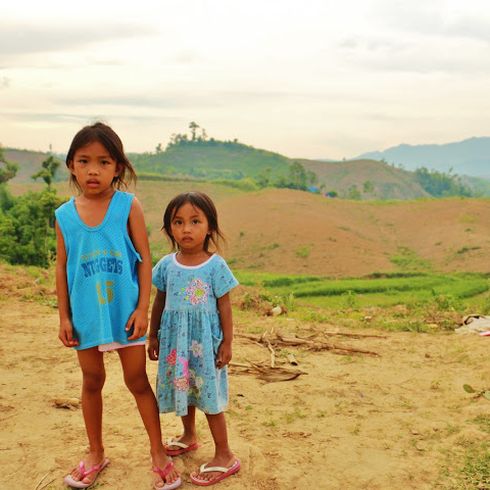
left=55, top=122, right=181, bottom=490
left=149, top=192, right=241, bottom=486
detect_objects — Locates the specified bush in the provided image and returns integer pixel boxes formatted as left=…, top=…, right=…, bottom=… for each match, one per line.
left=0, top=186, right=65, bottom=267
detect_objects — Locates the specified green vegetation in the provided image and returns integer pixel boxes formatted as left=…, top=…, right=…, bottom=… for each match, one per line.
left=390, top=246, right=432, bottom=271
left=234, top=269, right=490, bottom=331
left=130, top=123, right=318, bottom=191
left=414, top=167, right=472, bottom=197
left=0, top=145, right=19, bottom=183
left=0, top=152, right=65, bottom=267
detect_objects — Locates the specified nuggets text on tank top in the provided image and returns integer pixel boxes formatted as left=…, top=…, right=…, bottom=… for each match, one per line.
left=55, top=190, right=144, bottom=350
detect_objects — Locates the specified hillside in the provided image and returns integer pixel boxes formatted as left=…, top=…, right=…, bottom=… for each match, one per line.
left=0, top=146, right=438, bottom=200
left=128, top=139, right=292, bottom=180
left=3, top=148, right=66, bottom=183
left=357, top=136, right=490, bottom=178
left=11, top=181, right=490, bottom=277
left=300, top=158, right=430, bottom=200
left=3, top=139, right=488, bottom=199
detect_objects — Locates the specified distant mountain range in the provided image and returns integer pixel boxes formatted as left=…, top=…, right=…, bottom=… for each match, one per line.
left=355, top=137, right=490, bottom=178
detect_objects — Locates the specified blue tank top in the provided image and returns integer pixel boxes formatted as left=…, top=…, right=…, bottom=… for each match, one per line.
left=55, top=190, right=144, bottom=350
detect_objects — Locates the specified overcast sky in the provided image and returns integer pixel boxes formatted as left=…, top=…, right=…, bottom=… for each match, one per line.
left=2, top=0, right=490, bottom=159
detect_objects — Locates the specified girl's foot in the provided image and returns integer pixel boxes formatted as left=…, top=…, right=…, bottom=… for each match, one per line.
left=191, top=454, right=239, bottom=484
left=164, top=434, right=198, bottom=456
left=152, top=451, right=181, bottom=489
left=65, top=451, right=108, bottom=487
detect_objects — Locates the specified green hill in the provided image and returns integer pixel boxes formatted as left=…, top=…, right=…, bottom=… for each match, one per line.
left=300, top=158, right=431, bottom=200
left=128, top=139, right=292, bottom=181
left=2, top=138, right=487, bottom=200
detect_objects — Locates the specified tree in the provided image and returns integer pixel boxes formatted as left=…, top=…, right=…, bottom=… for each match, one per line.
left=189, top=121, right=200, bottom=141
left=414, top=167, right=472, bottom=197
left=0, top=187, right=64, bottom=266
left=346, top=185, right=361, bottom=200
left=363, top=181, right=374, bottom=194
left=31, top=155, right=60, bottom=188
left=0, top=146, right=19, bottom=184
left=256, top=167, right=272, bottom=188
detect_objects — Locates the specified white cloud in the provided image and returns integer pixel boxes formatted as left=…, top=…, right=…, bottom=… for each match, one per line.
left=1, top=0, right=490, bottom=158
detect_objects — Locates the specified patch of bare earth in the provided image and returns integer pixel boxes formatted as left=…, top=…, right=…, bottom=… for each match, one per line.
left=10, top=183, right=490, bottom=277
left=0, top=274, right=488, bottom=489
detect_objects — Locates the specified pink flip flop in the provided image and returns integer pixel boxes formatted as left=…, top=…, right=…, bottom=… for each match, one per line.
left=152, top=460, right=182, bottom=490
left=190, top=459, right=240, bottom=486
left=164, top=438, right=199, bottom=456
left=63, top=457, right=110, bottom=488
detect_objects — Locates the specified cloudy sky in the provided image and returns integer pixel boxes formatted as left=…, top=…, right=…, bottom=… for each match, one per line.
left=2, top=0, right=490, bottom=159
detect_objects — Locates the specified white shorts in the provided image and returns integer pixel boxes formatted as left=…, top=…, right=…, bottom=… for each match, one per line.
left=98, top=340, right=146, bottom=352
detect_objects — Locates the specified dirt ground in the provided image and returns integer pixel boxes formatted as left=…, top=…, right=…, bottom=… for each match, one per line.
left=1, top=285, right=489, bottom=490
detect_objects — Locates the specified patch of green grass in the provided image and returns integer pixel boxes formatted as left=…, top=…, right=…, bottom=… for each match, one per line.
left=234, top=268, right=490, bottom=332
left=471, top=414, right=490, bottom=434
left=456, top=246, right=482, bottom=255
left=448, top=444, right=490, bottom=489
left=295, top=245, right=311, bottom=259
left=283, top=407, right=307, bottom=424
left=390, top=246, right=432, bottom=271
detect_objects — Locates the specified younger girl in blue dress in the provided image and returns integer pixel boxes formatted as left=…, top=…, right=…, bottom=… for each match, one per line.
left=149, top=191, right=241, bottom=486
left=56, top=122, right=180, bottom=490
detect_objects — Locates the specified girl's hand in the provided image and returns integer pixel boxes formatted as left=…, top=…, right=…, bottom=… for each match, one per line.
left=216, top=341, right=232, bottom=369
left=126, top=308, right=148, bottom=340
left=58, top=319, right=79, bottom=347
left=148, top=336, right=159, bottom=361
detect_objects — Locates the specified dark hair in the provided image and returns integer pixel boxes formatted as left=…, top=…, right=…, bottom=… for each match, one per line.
left=163, top=192, right=225, bottom=252
left=65, top=122, right=136, bottom=191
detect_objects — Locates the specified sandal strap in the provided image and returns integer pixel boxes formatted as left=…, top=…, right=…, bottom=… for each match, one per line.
left=165, top=439, right=189, bottom=449
left=78, top=460, right=105, bottom=478
left=199, top=463, right=229, bottom=474
left=153, top=460, right=174, bottom=479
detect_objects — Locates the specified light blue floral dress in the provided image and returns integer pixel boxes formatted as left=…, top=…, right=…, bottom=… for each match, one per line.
left=152, top=253, right=239, bottom=416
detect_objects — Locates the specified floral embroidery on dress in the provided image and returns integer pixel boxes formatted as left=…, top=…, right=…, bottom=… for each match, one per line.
left=166, top=349, right=177, bottom=366
left=183, top=278, right=210, bottom=305
left=173, top=377, right=189, bottom=391
left=189, top=369, right=204, bottom=398
left=190, top=340, right=203, bottom=358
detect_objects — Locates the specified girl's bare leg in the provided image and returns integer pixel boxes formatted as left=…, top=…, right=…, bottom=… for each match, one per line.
left=117, top=345, right=179, bottom=486
left=166, top=405, right=198, bottom=451
left=194, top=412, right=236, bottom=482
left=69, top=347, right=106, bottom=485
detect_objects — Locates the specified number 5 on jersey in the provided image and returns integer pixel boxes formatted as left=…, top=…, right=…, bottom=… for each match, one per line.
left=96, top=280, right=114, bottom=304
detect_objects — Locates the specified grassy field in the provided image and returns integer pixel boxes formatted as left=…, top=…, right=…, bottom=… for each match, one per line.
left=234, top=269, right=490, bottom=333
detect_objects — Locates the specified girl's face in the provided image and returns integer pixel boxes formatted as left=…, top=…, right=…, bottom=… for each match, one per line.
left=69, top=141, right=120, bottom=196
left=170, top=202, right=210, bottom=254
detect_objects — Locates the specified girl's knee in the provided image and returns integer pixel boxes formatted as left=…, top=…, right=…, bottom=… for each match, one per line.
left=82, top=371, right=106, bottom=392
left=124, top=373, right=150, bottom=395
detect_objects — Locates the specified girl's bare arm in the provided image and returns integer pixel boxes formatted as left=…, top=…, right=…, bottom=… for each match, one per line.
left=55, top=222, right=78, bottom=347
left=216, top=292, right=234, bottom=368
left=127, top=197, right=152, bottom=339
left=148, top=289, right=166, bottom=360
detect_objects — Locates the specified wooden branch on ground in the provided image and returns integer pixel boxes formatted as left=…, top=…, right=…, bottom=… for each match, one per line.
left=229, top=361, right=306, bottom=383
left=266, top=340, right=275, bottom=368
left=236, top=332, right=380, bottom=357
left=323, top=331, right=387, bottom=339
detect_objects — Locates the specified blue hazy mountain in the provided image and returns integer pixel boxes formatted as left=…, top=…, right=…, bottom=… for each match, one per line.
left=356, top=137, right=490, bottom=178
